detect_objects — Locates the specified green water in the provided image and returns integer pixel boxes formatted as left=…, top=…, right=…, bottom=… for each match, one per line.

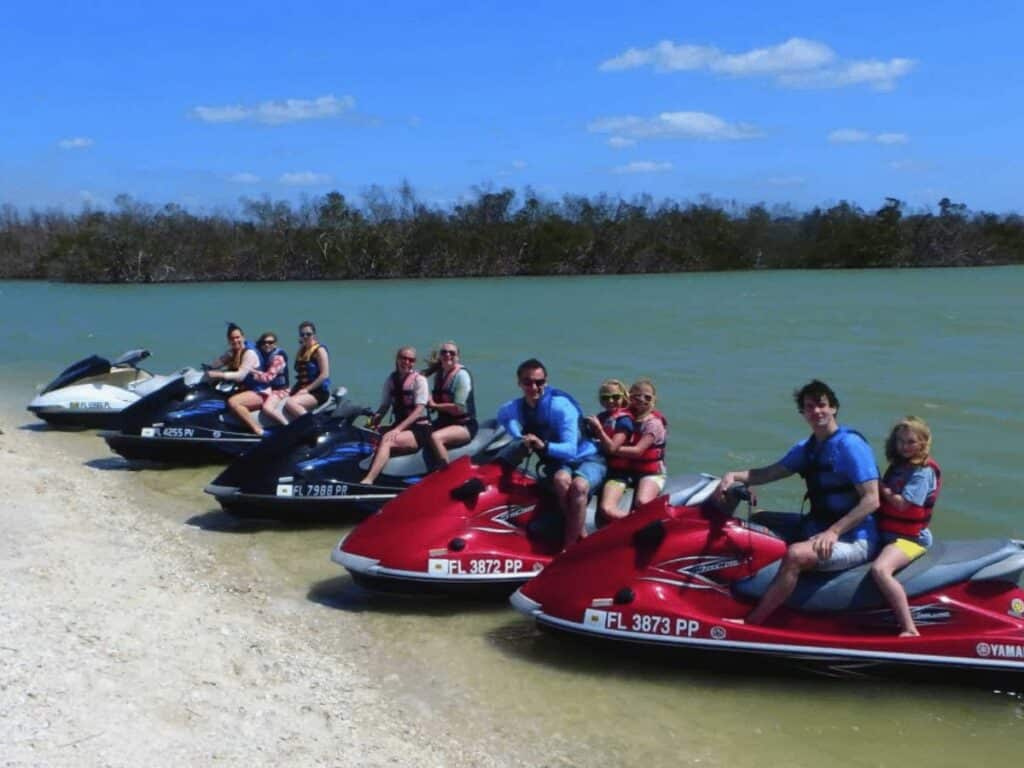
left=2, top=269, right=1023, bottom=766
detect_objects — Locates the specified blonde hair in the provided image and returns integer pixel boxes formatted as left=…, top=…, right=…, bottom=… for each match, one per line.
left=630, top=378, right=657, bottom=397
left=598, top=378, right=628, bottom=400
left=885, top=416, right=932, bottom=465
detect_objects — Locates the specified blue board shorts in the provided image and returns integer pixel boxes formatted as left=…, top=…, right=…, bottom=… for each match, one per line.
left=544, top=457, right=607, bottom=498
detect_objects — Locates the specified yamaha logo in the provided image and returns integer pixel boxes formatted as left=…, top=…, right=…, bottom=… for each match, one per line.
left=976, top=642, right=991, bottom=657
left=710, top=626, right=727, bottom=640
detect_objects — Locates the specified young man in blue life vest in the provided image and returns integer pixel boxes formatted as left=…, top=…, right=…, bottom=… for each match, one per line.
left=496, top=359, right=606, bottom=549
left=717, top=379, right=880, bottom=624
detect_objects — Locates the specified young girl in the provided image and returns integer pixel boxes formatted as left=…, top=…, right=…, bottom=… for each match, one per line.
left=588, top=378, right=667, bottom=522
left=871, top=416, right=941, bottom=637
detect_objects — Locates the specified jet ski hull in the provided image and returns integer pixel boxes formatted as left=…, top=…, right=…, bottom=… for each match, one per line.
left=512, top=498, right=1024, bottom=686
left=334, top=454, right=721, bottom=598
left=205, top=415, right=510, bottom=522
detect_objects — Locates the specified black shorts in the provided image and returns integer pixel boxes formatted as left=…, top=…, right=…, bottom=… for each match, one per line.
left=292, top=385, right=330, bottom=406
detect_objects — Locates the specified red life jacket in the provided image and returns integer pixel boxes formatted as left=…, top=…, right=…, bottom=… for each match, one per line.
left=431, top=365, right=475, bottom=426
left=597, top=407, right=632, bottom=439
left=389, top=370, right=430, bottom=425
left=608, top=411, right=668, bottom=475
left=877, top=458, right=941, bottom=537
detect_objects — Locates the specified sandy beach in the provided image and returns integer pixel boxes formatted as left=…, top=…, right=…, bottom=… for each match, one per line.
left=0, top=409, right=540, bottom=768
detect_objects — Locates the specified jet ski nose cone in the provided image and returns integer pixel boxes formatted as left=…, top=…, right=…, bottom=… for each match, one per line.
left=510, top=589, right=541, bottom=616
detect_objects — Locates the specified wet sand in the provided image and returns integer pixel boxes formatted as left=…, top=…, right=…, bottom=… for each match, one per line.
left=0, top=407, right=546, bottom=767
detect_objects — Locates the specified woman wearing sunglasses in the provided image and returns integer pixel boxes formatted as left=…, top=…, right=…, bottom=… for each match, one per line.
left=359, top=346, right=431, bottom=486
left=426, top=341, right=477, bottom=466
left=284, top=321, right=332, bottom=419
left=208, top=326, right=289, bottom=435
left=590, top=378, right=668, bottom=521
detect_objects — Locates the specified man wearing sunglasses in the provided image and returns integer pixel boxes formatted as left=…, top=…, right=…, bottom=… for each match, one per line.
left=497, top=358, right=606, bottom=549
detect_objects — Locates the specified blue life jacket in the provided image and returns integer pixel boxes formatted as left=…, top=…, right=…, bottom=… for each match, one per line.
left=245, top=346, right=289, bottom=391
left=517, top=387, right=593, bottom=459
left=799, top=427, right=871, bottom=527
left=295, top=343, right=330, bottom=393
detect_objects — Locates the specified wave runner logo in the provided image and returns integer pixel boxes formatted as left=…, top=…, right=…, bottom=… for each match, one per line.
left=976, top=642, right=1024, bottom=659
left=638, top=555, right=747, bottom=592
left=470, top=504, right=535, bottom=534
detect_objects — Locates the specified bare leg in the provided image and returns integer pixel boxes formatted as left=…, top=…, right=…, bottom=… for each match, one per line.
left=746, top=541, right=819, bottom=625
left=871, top=544, right=917, bottom=636
left=227, top=391, right=265, bottom=435
left=359, top=430, right=418, bottom=485
left=283, top=392, right=318, bottom=419
left=566, top=475, right=591, bottom=546
left=261, top=395, right=289, bottom=426
left=599, top=481, right=628, bottom=521
left=429, top=424, right=471, bottom=466
left=633, top=476, right=663, bottom=508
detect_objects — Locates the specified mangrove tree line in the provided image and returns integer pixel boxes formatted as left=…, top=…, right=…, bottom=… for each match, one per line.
left=1, top=186, right=1021, bottom=283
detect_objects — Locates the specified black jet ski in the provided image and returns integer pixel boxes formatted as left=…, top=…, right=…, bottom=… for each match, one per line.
left=101, top=369, right=343, bottom=465
left=27, top=349, right=174, bottom=429
left=203, top=412, right=512, bottom=522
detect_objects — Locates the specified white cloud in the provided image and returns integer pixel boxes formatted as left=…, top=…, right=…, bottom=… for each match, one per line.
left=600, top=37, right=915, bottom=90
left=279, top=171, right=331, bottom=186
left=888, top=159, right=932, bottom=172
left=589, top=111, right=762, bottom=142
left=829, top=129, right=910, bottom=145
left=612, top=161, right=673, bottom=175
left=607, top=136, right=637, bottom=149
left=229, top=173, right=261, bottom=184
left=58, top=137, right=94, bottom=150
left=828, top=129, right=871, bottom=144
left=875, top=132, right=909, bottom=145
left=191, top=94, right=355, bottom=125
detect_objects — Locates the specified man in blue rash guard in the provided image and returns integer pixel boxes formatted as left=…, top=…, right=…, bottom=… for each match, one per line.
left=717, top=379, right=880, bottom=625
left=497, top=359, right=606, bottom=550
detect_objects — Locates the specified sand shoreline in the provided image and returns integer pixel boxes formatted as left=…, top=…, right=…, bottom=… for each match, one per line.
left=0, top=409, right=534, bottom=767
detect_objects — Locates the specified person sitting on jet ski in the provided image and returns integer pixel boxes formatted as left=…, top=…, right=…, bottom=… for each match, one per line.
left=283, top=321, right=332, bottom=420
left=587, top=378, right=668, bottom=522
left=426, top=340, right=477, bottom=466
left=207, top=326, right=288, bottom=435
left=871, top=416, right=941, bottom=637
left=359, top=346, right=432, bottom=486
left=716, top=379, right=880, bottom=625
left=497, top=358, right=606, bottom=549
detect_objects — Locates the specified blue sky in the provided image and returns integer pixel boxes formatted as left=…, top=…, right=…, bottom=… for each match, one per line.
left=5, top=0, right=1022, bottom=215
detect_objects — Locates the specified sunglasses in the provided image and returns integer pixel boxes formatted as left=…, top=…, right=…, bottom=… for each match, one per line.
left=299, top=331, right=314, bottom=338
left=398, top=355, right=417, bottom=363
left=439, top=349, right=457, bottom=356
left=520, top=377, right=547, bottom=388
left=600, top=393, right=623, bottom=402
left=260, top=339, right=277, bottom=346
left=630, top=393, right=654, bottom=402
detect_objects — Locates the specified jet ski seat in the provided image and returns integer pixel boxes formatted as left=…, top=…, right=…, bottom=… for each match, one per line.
left=734, top=537, right=1023, bottom=613
left=357, top=420, right=506, bottom=476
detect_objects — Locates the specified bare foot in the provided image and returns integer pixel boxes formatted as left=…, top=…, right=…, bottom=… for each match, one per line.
left=898, top=629, right=920, bottom=638
left=723, top=617, right=746, bottom=624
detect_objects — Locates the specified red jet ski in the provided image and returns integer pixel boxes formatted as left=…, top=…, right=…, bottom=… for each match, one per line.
left=332, top=452, right=720, bottom=597
left=510, top=488, right=1024, bottom=685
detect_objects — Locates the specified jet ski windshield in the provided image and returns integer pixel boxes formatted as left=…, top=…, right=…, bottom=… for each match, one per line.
left=41, top=355, right=112, bottom=394
left=110, top=348, right=151, bottom=367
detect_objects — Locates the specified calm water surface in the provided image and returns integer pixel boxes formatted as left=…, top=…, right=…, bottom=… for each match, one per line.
left=2, top=269, right=1022, bottom=766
